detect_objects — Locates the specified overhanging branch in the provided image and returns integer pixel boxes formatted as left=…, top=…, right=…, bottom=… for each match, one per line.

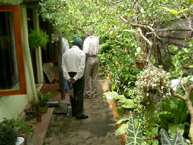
left=138, top=28, right=152, bottom=48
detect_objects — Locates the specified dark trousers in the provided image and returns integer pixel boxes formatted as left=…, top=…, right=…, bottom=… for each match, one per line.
left=69, top=72, right=84, bottom=117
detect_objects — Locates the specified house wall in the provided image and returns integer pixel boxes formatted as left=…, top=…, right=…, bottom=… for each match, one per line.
left=0, top=2, right=40, bottom=122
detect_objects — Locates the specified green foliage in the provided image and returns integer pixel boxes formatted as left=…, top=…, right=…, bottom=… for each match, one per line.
left=125, top=113, right=143, bottom=145
left=102, top=91, right=135, bottom=136
left=28, top=29, right=49, bottom=49
left=102, top=91, right=135, bottom=109
left=168, top=44, right=193, bottom=70
left=3, top=118, right=33, bottom=134
left=31, top=99, right=42, bottom=116
left=18, top=122, right=33, bottom=133
left=0, top=124, right=18, bottom=145
left=39, top=0, right=193, bottom=37
left=99, top=46, right=141, bottom=96
left=3, top=117, right=20, bottom=127
left=159, top=86, right=192, bottom=139
left=160, top=128, right=184, bottom=145
left=115, top=123, right=128, bottom=136
left=37, top=91, right=51, bottom=107
left=169, top=54, right=182, bottom=79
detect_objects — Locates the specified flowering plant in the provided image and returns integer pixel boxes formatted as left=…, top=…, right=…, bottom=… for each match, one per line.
left=136, top=65, right=171, bottom=99
left=99, top=47, right=141, bottom=97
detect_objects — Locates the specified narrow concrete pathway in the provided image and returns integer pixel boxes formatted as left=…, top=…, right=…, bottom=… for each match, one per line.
left=43, top=74, right=123, bottom=145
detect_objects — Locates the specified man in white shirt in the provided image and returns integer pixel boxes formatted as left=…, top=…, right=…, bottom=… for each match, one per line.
left=83, top=30, right=99, bottom=99
left=62, top=37, right=88, bottom=119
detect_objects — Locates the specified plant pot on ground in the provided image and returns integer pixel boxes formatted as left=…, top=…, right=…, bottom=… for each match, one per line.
left=37, top=91, right=52, bottom=114
left=2, top=117, right=34, bottom=136
left=31, top=100, right=42, bottom=122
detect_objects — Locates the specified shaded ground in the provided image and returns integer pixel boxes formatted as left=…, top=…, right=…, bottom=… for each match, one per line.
left=43, top=73, right=123, bottom=145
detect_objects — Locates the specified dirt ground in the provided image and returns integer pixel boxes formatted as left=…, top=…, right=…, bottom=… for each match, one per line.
left=43, top=73, right=123, bottom=145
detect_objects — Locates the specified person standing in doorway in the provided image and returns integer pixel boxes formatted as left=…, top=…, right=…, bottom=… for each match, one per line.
left=61, top=37, right=88, bottom=119
left=83, top=30, right=99, bottom=99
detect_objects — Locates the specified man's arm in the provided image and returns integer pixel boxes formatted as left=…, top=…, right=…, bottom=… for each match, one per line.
left=61, top=54, right=71, bottom=81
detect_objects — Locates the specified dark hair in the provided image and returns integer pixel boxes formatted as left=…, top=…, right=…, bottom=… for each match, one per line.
left=73, top=42, right=82, bottom=50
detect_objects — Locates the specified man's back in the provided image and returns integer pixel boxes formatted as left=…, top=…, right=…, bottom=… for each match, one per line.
left=63, top=45, right=85, bottom=73
left=83, top=36, right=99, bottom=55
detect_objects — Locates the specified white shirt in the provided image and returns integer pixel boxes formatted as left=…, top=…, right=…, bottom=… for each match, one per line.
left=61, top=37, right=69, bottom=54
left=61, top=45, right=86, bottom=81
left=83, top=35, right=99, bottom=55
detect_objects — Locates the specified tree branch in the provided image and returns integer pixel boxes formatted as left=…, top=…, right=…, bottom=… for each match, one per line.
left=138, top=28, right=152, bottom=48
left=170, top=87, right=186, bottom=100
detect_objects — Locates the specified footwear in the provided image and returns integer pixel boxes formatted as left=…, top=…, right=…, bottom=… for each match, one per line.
left=76, top=115, right=89, bottom=119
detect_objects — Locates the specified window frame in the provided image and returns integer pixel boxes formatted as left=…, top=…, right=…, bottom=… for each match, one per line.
left=0, top=5, right=26, bottom=97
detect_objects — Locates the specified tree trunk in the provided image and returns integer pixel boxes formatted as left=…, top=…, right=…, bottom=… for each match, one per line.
left=185, top=98, right=193, bottom=143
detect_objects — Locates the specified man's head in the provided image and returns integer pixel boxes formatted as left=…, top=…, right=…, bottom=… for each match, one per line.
left=51, top=34, right=59, bottom=42
left=71, top=37, right=83, bottom=48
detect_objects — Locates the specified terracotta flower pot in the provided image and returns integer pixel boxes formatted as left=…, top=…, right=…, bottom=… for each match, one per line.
left=36, top=115, right=42, bottom=122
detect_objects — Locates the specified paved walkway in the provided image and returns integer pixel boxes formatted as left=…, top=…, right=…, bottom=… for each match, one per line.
left=43, top=73, right=123, bottom=145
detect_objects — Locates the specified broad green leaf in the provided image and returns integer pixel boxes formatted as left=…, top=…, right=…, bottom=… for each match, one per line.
left=168, top=124, right=184, bottom=139
left=115, top=123, right=128, bottom=136
left=160, top=128, right=172, bottom=145
left=117, top=106, right=124, bottom=116
left=188, top=65, right=193, bottom=68
left=125, top=113, right=143, bottom=145
left=116, top=115, right=130, bottom=125
left=173, top=129, right=184, bottom=145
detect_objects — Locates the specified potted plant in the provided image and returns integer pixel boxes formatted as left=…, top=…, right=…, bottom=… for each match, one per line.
left=37, top=91, right=51, bottom=114
left=0, top=124, right=18, bottom=145
left=28, top=29, right=49, bottom=49
left=31, top=100, right=42, bottom=122
left=2, top=117, right=34, bottom=135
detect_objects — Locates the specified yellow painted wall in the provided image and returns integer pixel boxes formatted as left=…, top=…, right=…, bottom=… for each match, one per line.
left=0, top=4, right=38, bottom=122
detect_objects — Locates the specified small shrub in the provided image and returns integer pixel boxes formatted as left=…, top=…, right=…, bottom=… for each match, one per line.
left=0, top=124, right=18, bottom=145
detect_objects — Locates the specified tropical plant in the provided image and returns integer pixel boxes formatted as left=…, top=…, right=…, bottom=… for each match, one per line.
left=3, top=117, right=20, bottom=127
left=102, top=91, right=135, bottom=114
left=31, top=100, right=42, bottom=116
left=2, top=117, right=33, bottom=135
left=160, top=128, right=184, bottom=145
left=37, top=91, right=51, bottom=107
left=159, top=87, right=191, bottom=137
left=28, top=29, right=49, bottom=49
left=0, top=124, right=18, bottom=145
left=125, top=113, right=143, bottom=145
left=102, top=91, right=135, bottom=136
left=18, top=122, right=33, bottom=134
